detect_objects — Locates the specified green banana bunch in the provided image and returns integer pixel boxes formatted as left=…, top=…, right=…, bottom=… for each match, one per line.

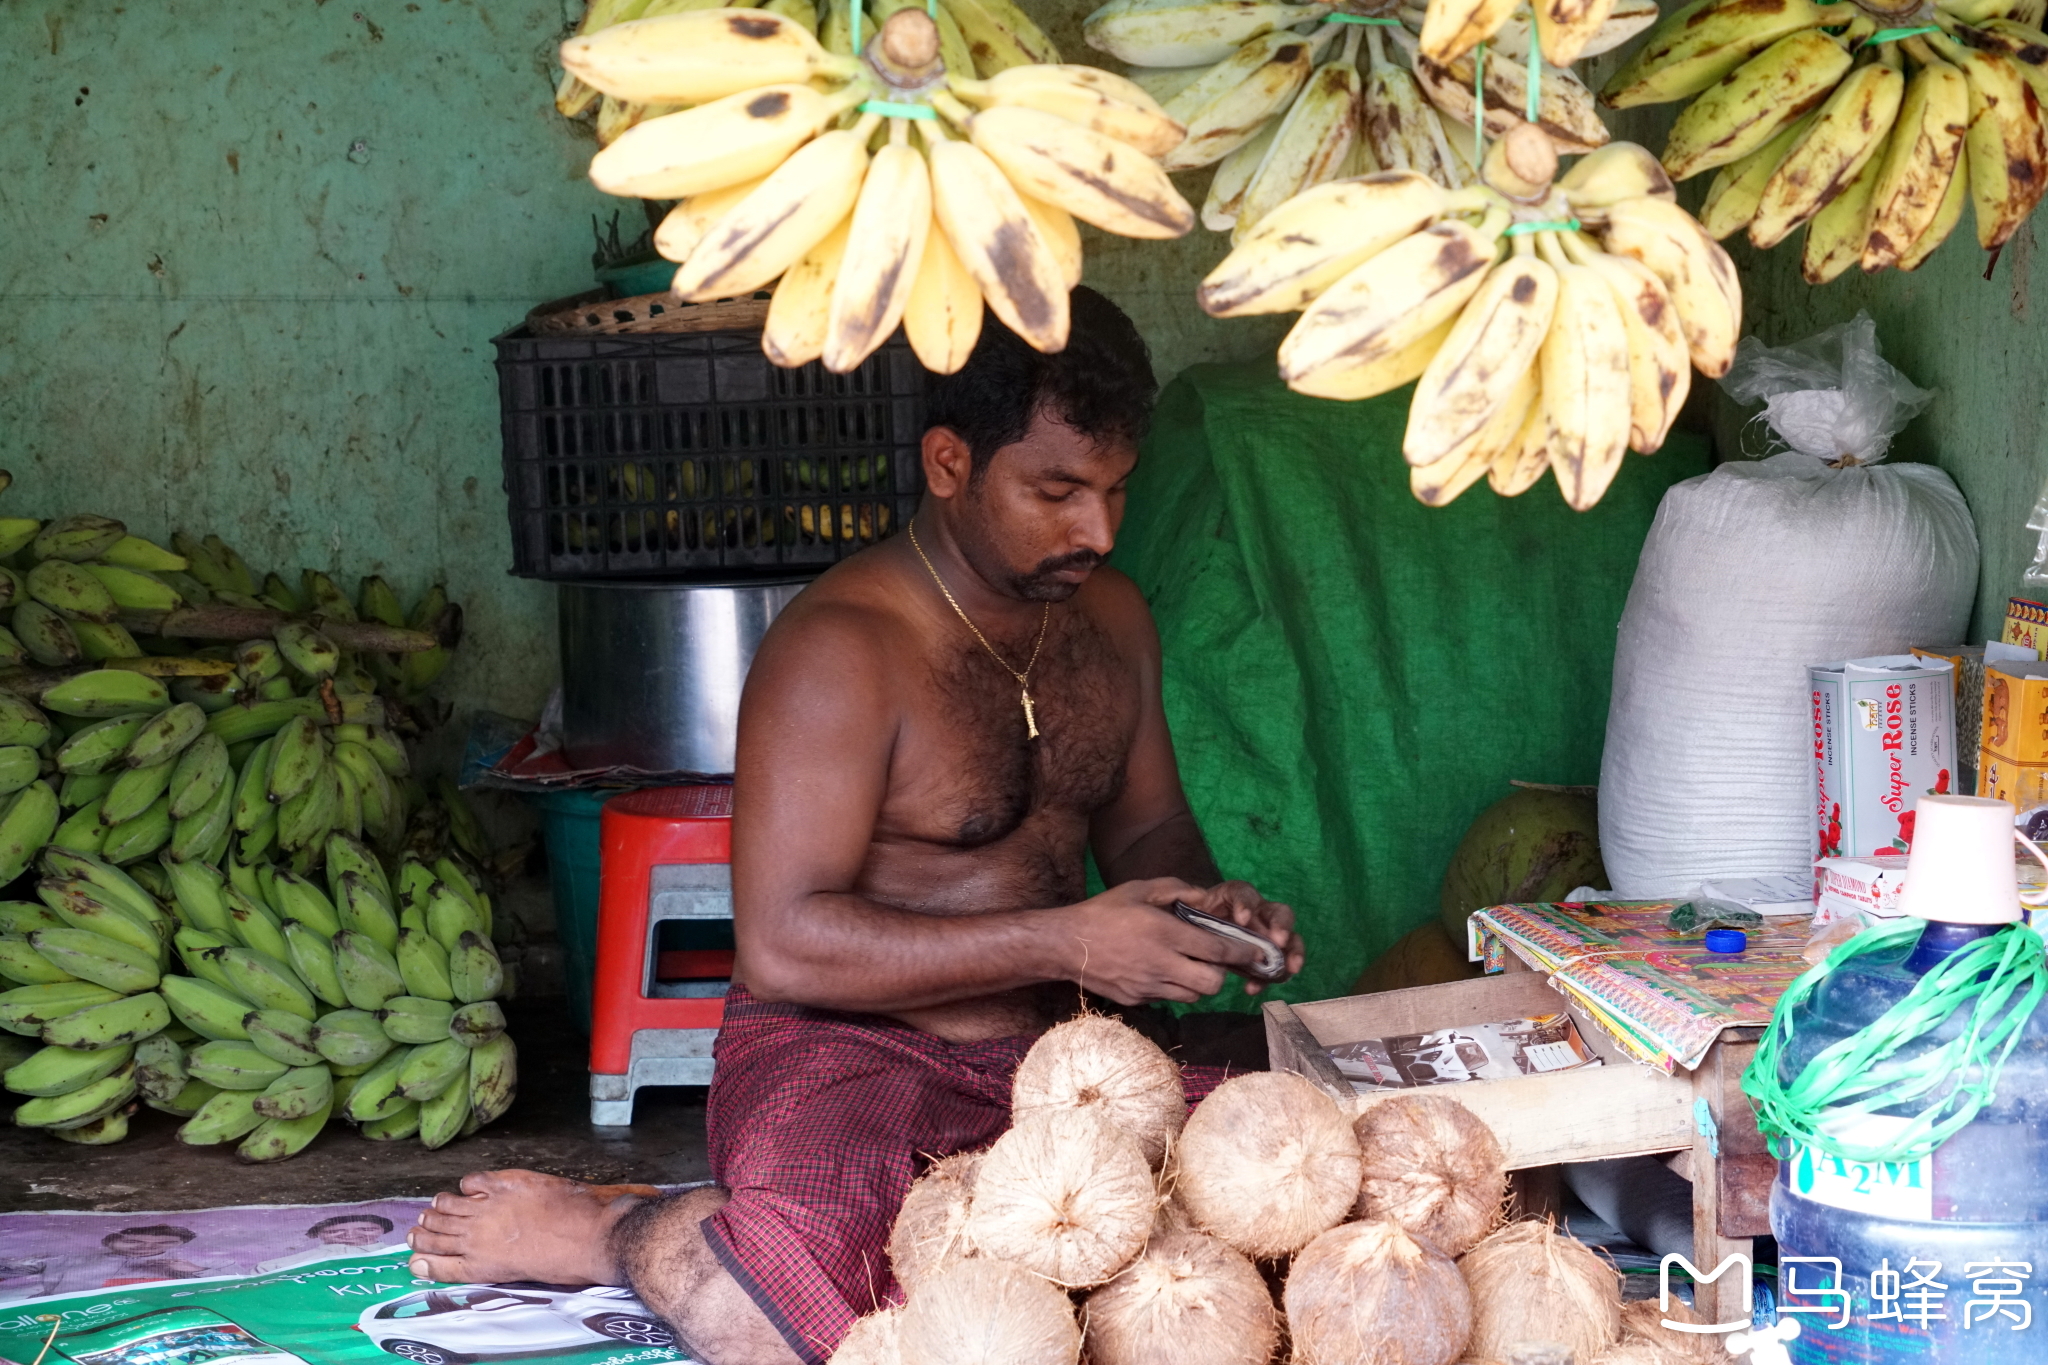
left=13, top=1062, right=137, bottom=1129
left=27, top=560, right=120, bottom=622
left=4, top=1040, right=134, bottom=1096
left=0, top=695, right=53, bottom=749
left=82, top=564, right=185, bottom=611
left=50, top=800, right=109, bottom=857
left=168, top=773, right=234, bottom=864
left=132, top=1032, right=188, bottom=1102
left=0, top=981, right=123, bottom=1035
left=212, top=944, right=317, bottom=1020
left=469, top=1033, right=518, bottom=1127
left=450, top=932, right=506, bottom=1004
left=178, top=1087, right=265, bottom=1145
left=397, top=1038, right=470, bottom=1102
left=283, top=922, right=349, bottom=1008
left=344, top=1044, right=415, bottom=1122
left=380, top=996, right=457, bottom=1045
left=102, top=795, right=174, bottom=865
left=54, top=1109, right=133, bottom=1144
left=418, top=1072, right=472, bottom=1150
left=334, top=929, right=407, bottom=1011
left=15, top=602, right=82, bottom=666
left=268, top=869, right=341, bottom=936
left=162, top=859, right=233, bottom=934
left=100, top=534, right=185, bottom=572
left=41, top=670, right=170, bottom=718
left=161, top=973, right=254, bottom=1040
left=125, top=703, right=208, bottom=770
left=186, top=1040, right=291, bottom=1090
left=254, top=1064, right=333, bottom=1119
left=336, top=872, right=399, bottom=953
left=260, top=573, right=301, bottom=613
left=0, top=902, right=66, bottom=935
left=149, top=1076, right=221, bottom=1117
left=35, top=514, right=127, bottom=563
left=102, top=762, right=176, bottom=828
left=245, top=1008, right=324, bottom=1066
left=0, top=783, right=61, bottom=883
left=30, top=927, right=161, bottom=993
left=168, top=734, right=231, bottom=821
left=240, top=1096, right=332, bottom=1162
left=396, top=927, right=455, bottom=1001
left=267, top=717, right=326, bottom=807
left=450, top=1000, right=507, bottom=1047
left=361, top=1103, right=421, bottom=1140
left=312, top=1008, right=396, bottom=1069
left=274, top=623, right=341, bottom=682
left=0, top=933, right=79, bottom=985
left=41, top=991, right=169, bottom=1049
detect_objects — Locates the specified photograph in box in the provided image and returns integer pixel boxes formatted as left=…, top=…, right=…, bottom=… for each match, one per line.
left=1809, top=655, right=1956, bottom=860
left=1980, top=749, right=2048, bottom=841
left=1983, top=660, right=2048, bottom=765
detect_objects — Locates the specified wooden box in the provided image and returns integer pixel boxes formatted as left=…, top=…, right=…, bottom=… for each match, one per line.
left=1264, top=972, right=1694, bottom=1169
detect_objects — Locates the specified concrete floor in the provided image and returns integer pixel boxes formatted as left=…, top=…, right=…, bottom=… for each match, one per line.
left=0, top=1000, right=712, bottom=1214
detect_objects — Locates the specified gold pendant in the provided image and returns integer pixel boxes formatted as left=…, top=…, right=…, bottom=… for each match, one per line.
left=1021, top=687, right=1039, bottom=740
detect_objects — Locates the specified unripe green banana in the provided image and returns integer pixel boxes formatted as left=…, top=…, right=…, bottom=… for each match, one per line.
left=302, top=570, right=357, bottom=621
left=60, top=772, right=115, bottom=811
left=73, top=620, right=143, bottom=661
left=80, top=563, right=184, bottom=611
left=38, top=879, right=159, bottom=957
left=196, top=536, right=254, bottom=596
left=236, top=806, right=277, bottom=864
left=187, top=1040, right=290, bottom=1090
left=337, top=873, right=399, bottom=955
left=125, top=702, right=207, bottom=771
left=267, top=717, right=325, bottom=807
left=332, top=763, right=363, bottom=841
left=253, top=1063, right=332, bottom=1120
left=212, top=945, right=317, bottom=1020
left=161, top=972, right=253, bottom=1040
left=0, top=901, right=66, bottom=936
left=239, top=1095, right=331, bottom=1162
left=396, top=927, right=454, bottom=1002
left=29, top=927, right=159, bottom=993
left=449, top=932, right=505, bottom=1005
left=179, top=1087, right=264, bottom=1144
left=418, top=1070, right=471, bottom=1150
left=0, top=519, right=41, bottom=559
left=150, top=1076, right=221, bottom=1117
left=358, top=724, right=411, bottom=779
left=100, top=535, right=188, bottom=573
left=333, top=745, right=395, bottom=847
left=41, top=669, right=170, bottom=718
left=232, top=735, right=277, bottom=834
left=397, top=1037, right=469, bottom=1102
left=51, top=798, right=109, bottom=856
left=449, top=1000, right=507, bottom=1048
left=325, top=832, right=391, bottom=903
left=34, top=514, right=127, bottom=563
left=358, top=575, right=406, bottom=627
left=203, top=695, right=324, bottom=747
left=269, top=869, right=341, bottom=937
left=222, top=888, right=291, bottom=962
left=427, top=885, right=485, bottom=953
left=0, top=980, right=120, bottom=1034
left=312, top=1008, right=396, bottom=1069
left=359, top=1101, right=420, bottom=1140
left=101, top=761, right=176, bottom=827
left=54, top=1108, right=132, bottom=1144
left=0, top=934, right=78, bottom=985
left=167, top=733, right=230, bottom=821
left=0, top=695, right=52, bottom=749
left=13, top=1062, right=136, bottom=1129
left=40, top=991, right=169, bottom=1049
left=172, top=673, right=242, bottom=714
left=0, top=747, right=39, bottom=797
left=131, top=1031, right=187, bottom=1102
left=42, top=848, right=163, bottom=926
left=468, top=1033, right=517, bottom=1127
left=343, top=1043, right=413, bottom=1121
left=102, top=795, right=173, bottom=866
left=234, top=637, right=284, bottom=683
left=168, top=773, right=234, bottom=864
left=15, top=602, right=84, bottom=666
left=274, top=623, right=341, bottom=682
left=244, top=1008, right=324, bottom=1065
left=256, top=676, right=296, bottom=701
left=378, top=995, right=456, bottom=1046
left=58, top=714, right=152, bottom=775
left=0, top=781, right=60, bottom=885
left=27, top=560, right=120, bottom=623
left=334, top=929, right=406, bottom=1011
left=437, top=788, right=491, bottom=866
left=3, top=1040, right=133, bottom=1095
left=259, top=572, right=301, bottom=613
left=0, top=626, right=25, bottom=668
left=277, top=763, right=340, bottom=854
left=282, top=922, right=348, bottom=1008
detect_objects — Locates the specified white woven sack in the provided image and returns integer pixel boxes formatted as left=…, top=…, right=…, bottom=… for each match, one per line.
left=1599, top=454, right=1977, bottom=897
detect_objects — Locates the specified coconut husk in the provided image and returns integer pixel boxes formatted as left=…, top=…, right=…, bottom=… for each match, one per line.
left=831, top=1308, right=903, bottom=1365
left=1615, top=1298, right=1716, bottom=1363
left=1351, top=1095, right=1507, bottom=1257
left=1591, top=1340, right=1696, bottom=1365
left=1014, top=1015, right=1186, bottom=1167
left=889, top=1151, right=983, bottom=1294
left=1175, top=1072, right=1362, bottom=1260
left=1458, top=1222, right=1620, bottom=1365
left=898, top=1258, right=1081, bottom=1365
left=1283, top=1220, right=1472, bottom=1365
left=962, top=1109, right=1156, bottom=1288
left=1082, top=1231, right=1279, bottom=1365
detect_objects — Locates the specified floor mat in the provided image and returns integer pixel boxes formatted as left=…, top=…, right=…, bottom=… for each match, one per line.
left=0, top=1200, right=692, bottom=1365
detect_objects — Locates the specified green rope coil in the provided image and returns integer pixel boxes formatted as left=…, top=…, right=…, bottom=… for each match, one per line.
left=1742, top=920, right=2048, bottom=1165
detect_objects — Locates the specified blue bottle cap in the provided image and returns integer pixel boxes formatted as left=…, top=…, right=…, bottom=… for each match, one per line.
left=1704, top=928, right=1748, bottom=954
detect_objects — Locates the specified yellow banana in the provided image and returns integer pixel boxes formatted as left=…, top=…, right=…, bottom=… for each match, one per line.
left=1801, top=134, right=1887, bottom=284
left=1360, top=27, right=1459, bottom=194
left=1082, top=0, right=1328, bottom=68
left=1235, top=49, right=1362, bottom=242
left=1600, top=0, right=1835, bottom=109
left=948, top=65, right=1185, bottom=159
left=1934, top=34, right=2048, bottom=247
left=556, top=0, right=656, bottom=117
left=1660, top=30, right=1854, bottom=180
left=1563, top=233, right=1691, bottom=453
left=1419, top=0, right=1522, bottom=65
left=1533, top=0, right=1619, bottom=68
left=825, top=131, right=933, bottom=374
left=653, top=177, right=768, bottom=263
left=1023, top=195, right=1083, bottom=288
left=762, top=219, right=853, bottom=368
left=1534, top=234, right=1633, bottom=512
left=926, top=133, right=1070, bottom=352
left=953, top=100, right=1194, bottom=238
left=936, top=0, right=1059, bottom=75
left=561, top=8, right=860, bottom=103
left=1898, top=140, right=1972, bottom=270
left=1594, top=194, right=1743, bottom=377
left=1200, top=120, right=1281, bottom=231
left=1747, top=62, right=1904, bottom=249
left=1556, top=141, right=1677, bottom=211
left=1697, top=113, right=1810, bottom=239
left=1862, top=53, right=1969, bottom=270
left=1162, top=29, right=1321, bottom=170
left=1286, top=316, right=1456, bottom=401
left=1402, top=247, right=1559, bottom=469
left=1198, top=171, right=1450, bottom=317
left=589, top=83, right=865, bottom=199
left=1489, top=381, right=1554, bottom=496
left=1396, top=28, right=1611, bottom=153
left=672, top=122, right=873, bottom=299
left=902, top=217, right=984, bottom=373
left=1412, top=368, right=1537, bottom=507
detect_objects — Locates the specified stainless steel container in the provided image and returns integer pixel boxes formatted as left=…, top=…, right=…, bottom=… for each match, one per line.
left=558, top=578, right=809, bottom=775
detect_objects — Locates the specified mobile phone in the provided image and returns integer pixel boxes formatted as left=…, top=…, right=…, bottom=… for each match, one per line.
left=1170, top=900, right=1288, bottom=982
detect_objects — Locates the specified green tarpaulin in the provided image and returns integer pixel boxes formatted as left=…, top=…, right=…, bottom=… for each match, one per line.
left=1113, top=362, right=1711, bottom=1010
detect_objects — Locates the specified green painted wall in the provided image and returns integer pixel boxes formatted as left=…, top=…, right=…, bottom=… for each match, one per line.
left=0, top=0, right=1280, bottom=733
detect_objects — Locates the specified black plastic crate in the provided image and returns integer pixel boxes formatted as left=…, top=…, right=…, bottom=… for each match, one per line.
left=494, top=325, right=927, bottom=579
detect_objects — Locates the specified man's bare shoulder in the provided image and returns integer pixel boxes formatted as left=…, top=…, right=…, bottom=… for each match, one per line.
left=750, top=550, right=920, bottom=689
left=1074, top=565, right=1160, bottom=656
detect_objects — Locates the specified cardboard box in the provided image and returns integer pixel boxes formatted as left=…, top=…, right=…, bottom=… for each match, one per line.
left=1809, top=655, right=1958, bottom=861
left=2003, top=598, right=2048, bottom=660
left=1980, top=749, right=2048, bottom=841
left=1982, top=660, right=2048, bottom=765
left=1814, top=854, right=1910, bottom=924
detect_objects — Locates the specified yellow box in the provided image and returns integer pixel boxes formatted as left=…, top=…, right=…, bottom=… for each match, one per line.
left=1982, top=662, right=2048, bottom=765
left=1980, top=749, right=2048, bottom=836
left=2003, top=598, right=2048, bottom=660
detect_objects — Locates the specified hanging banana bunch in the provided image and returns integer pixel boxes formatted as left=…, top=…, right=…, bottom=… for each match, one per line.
left=1604, top=0, right=2048, bottom=278
left=1081, top=0, right=1653, bottom=234
left=1199, top=123, right=1741, bottom=512
left=564, top=6, right=1195, bottom=373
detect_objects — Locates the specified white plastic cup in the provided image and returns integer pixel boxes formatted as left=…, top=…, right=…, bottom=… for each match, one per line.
left=1896, top=795, right=2048, bottom=925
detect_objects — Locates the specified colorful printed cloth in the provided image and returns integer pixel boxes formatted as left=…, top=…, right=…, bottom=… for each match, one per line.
left=700, top=986, right=1247, bottom=1363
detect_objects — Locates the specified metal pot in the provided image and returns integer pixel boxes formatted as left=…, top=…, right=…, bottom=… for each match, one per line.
left=557, top=578, right=809, bottom=775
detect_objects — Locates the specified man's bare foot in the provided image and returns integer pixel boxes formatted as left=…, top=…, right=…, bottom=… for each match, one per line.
left=406, top=1170, right=644, bottom=1285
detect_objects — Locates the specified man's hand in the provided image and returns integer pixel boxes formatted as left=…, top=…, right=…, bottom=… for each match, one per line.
left=1052, top=878, right=1268, bottom=1006
left=1176, top=880, right=1303, bottom=995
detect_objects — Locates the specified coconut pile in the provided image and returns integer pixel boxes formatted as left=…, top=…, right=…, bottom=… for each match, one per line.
left=840, top=1014, right=1693, bottom=1365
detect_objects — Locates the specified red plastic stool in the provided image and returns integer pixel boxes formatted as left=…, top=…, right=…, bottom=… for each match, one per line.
left=589, top=785, right=735, bottom=1126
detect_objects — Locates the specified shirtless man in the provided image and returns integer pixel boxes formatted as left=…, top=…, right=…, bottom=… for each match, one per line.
left=403, top=288, right=1302, bottom=1364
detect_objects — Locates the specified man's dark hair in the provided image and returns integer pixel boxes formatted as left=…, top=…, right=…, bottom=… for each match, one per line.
left=107, top=1226, right=194, bottom=1246
left=307, top=1214, right=395, bottom=1236
left=923, top=286, right=1157, bottom=477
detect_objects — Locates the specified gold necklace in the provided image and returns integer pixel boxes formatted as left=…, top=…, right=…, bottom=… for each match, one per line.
left=907, top=518, right=1051, bottom=740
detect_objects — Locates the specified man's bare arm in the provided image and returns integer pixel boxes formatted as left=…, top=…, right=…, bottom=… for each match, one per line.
left=730, top=601, right=1258, bottom=1012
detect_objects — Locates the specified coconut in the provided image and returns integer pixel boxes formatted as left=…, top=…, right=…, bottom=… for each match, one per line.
left=1351, top=1094, right=1507, bottom=1257
left=830, top=1308, right=903, bottom=1365
left=1283, top=1219, right=1472, bottom=1365
left=1174, top=1072, right=1361, bottom=1259
left=961, top=1108, right=1156, bottom=1287
left=1458, top=1222, right=1621, bottom=1365
left=1082, top=1231, right=1278, bottom=1365
left=1012, top=1015, right=1186, bottom=1167
left=889, top=1151, right=983, bottom=1293
left=1592, top=1340, right=1697, bottom=1365
left=1613, top=1299, right=1715, bottom=1363
left=897, top=1258, right=1080, bottom=1365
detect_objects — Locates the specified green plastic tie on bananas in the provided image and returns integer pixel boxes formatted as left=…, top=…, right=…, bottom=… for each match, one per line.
left=1503, top=218, right=1582, bottom=235
left=1525, top=16, right=1540, bottom=124
left=1323, top=13, right=1402, bottom=21
left=1474, top=41, right=1486, bottom=171
left=858, top=100, right=939, bottom=118
left=1859, top=23, right=1941, bottom=46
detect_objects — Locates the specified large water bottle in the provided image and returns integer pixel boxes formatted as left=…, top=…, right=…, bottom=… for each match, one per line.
left=1754, top=795, right=2048, bottom=1364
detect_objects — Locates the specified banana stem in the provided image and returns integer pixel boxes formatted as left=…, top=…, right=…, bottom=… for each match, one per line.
left=1531, top=227, right=1569, bottom=268
left=890, top=114, right=912, bottom=145
left=1475, top=199, right=1513, bottom=242
left=1360, top=22, right=1383, bottom=70
left=118, top=605, right=455, bottom=653
left=930, top=87, right=975, bottom=128
left=851, top=109, right=884, bottom=141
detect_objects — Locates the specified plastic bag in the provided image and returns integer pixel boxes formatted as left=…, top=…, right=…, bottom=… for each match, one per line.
left=1719, top=312, right=1933, bottom=467
left=2026, top=471, right=2048, bottom=586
